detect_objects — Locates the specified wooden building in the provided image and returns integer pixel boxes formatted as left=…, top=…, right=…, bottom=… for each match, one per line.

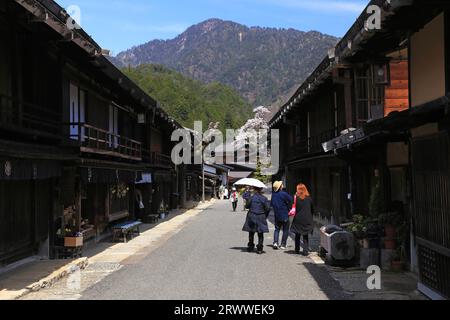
left=270, top=0, right=450, bottom=299
left=0, top=0, right=182, bottom=266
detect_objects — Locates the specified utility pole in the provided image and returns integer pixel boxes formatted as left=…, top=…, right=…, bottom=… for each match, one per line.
left=202, top=161, right=205, bottom=203
left=201, top=122, right=220, bottom=203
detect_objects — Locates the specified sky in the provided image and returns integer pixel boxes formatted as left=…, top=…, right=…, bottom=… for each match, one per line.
left=55, top=0, right=368, bottom=55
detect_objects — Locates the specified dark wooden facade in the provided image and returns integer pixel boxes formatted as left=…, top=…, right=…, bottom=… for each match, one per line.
left=0, top=0, right=183, bottom=266
left=270, top=0, right=450, bottom=300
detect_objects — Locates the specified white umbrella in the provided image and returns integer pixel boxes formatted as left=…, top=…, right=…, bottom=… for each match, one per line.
left=234, top=178, right=267, bottom=189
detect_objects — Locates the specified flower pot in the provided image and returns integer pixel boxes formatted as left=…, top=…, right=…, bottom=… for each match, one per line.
left=358, top=239, right=365, bottom=248
left=384, top=239, right=396, bottom=250
left=385, top=224, right=396, bottom=239
left=363, top=239, right=370, bottom=249
left=64, top=237, right=83, bottom=248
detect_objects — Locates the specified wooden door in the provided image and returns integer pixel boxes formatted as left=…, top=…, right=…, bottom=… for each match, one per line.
left=412, top=132, right=450, bottom=299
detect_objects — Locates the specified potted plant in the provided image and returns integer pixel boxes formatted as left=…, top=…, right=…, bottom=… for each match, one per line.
left=391, top=245, right=406, bottom=272
left=348, top=215, right=369, bottom=248
left=379, top=211, right=402, bottom=250
left=368, top=178, right=384, bottom=219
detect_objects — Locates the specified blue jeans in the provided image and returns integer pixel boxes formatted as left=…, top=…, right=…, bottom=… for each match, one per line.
left=274, top=219, right=290, bottom=246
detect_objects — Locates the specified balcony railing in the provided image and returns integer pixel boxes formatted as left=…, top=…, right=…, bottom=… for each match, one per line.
left=0, top=94, right=61, bottom=137
left=142, top=149, right=174, bottom=168
left=68, top=123, right=142, bottom=160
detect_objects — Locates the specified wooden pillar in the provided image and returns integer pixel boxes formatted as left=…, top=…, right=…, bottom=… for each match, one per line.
left=129, top=182, right=136, bottom=220
left=50, top=177, right=62, bottom=258
left=445, top=10, right=450, bottom=94
left=348, top=163, right=355, bottom=217
left=343, top=70, right=353, bottom=128
left=75, top=175, right=82, bottom=231
left=32, top=179, right=38, bottom=244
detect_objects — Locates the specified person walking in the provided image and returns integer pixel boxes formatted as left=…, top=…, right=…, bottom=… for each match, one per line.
left=219, top=185, right=225, bottom=200
left=242, top=187, right=271, bottom=254
left=270, top=181, right=293, bottom=250
left=290, top=184, right=315, bottom=256
left=223, top=187, right=229, bottom=200
left=230, top=187, right=239, bottom=212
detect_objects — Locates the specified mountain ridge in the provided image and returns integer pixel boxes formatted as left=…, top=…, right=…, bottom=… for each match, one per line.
left=113, top=19, right=339, bottom=108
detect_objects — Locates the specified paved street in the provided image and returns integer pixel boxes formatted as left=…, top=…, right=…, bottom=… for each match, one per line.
left=23, top=199, right=349, bottom=300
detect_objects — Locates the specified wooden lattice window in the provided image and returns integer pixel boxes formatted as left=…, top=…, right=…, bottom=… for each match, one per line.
left=354, top=65, right=385, bottom=127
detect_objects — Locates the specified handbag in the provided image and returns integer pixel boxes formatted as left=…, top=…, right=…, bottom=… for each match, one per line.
left=289, top=195, right=297, bottom=217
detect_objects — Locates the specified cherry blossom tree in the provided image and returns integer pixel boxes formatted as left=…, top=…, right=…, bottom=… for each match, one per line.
left=234, top=106, right=272, bottom=182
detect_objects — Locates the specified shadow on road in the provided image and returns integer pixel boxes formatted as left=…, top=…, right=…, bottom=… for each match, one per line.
left=301, top=262, right=351, bottom=300
left=229, top=247, right=252, bottom=253
left=284, top=250, right=300, bottom=255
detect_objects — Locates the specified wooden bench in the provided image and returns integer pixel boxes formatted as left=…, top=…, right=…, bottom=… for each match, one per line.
left=112, top=221, right=143, bottom=243
left=143, top=214, right=159, bottom=224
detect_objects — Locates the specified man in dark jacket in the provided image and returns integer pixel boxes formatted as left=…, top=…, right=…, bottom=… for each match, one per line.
left=270, top=181, right=293, bottom=250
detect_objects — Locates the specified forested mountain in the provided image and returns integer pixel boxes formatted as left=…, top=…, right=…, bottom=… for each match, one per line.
left=122, top=64, right=253, bottom=130
left=113, top=19, right=338, bottom=108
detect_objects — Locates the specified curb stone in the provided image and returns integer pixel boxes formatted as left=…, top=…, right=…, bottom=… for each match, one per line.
left=12, top=257, right=89, bottom=300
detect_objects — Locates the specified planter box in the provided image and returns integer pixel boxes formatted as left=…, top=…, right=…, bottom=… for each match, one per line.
left=64, top=237, right=83, bottom=248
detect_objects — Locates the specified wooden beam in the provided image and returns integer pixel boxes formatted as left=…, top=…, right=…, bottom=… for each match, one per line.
left=283, top=116, right=297, bottom=126
left=445, top=9, right=450, bottom=93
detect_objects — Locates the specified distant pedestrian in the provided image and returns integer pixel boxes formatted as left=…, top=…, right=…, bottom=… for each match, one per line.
left=230, top=187, right=239, bottom=212
left=270, top=181, right=293, bottom=250
left=219, top=185, right=225, bottom=200
left=290, top=184, right=315, bottom=256
left=242, top=187, right=271, bottom=254
left=223, top=187, right=229, bottom=200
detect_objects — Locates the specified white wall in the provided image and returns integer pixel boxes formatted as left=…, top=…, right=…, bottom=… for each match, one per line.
left=410, top=13, right=446, bottom=107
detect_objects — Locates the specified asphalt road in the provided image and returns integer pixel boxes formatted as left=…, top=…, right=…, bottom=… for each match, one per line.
left=79, top=199, right=349, bottom=300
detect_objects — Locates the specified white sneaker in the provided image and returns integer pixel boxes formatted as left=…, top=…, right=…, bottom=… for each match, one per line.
left=280, top=246, right=287, bottom=250
left=273, top=243, right=279, bottom=250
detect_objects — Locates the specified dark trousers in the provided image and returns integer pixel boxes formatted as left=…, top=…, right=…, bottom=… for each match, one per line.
left=295, top=234, right=309, bottom=254
left=274, top=219, right=290, bottom=246
left=232, top=202, right=238, bottom=211
left=248, top=232, right=264, bottom=250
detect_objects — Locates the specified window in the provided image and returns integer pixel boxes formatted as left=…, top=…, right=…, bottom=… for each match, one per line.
left=69, top=83, right=86, bottom=141
left=354, top=65, right=385, bottom=126
left=109, top=105, right=119, bottom=148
